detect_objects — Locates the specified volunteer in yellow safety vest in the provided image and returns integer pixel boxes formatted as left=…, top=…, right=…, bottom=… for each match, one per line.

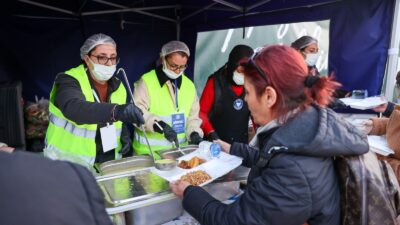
left=44, top=33, right=144, bottom=167
left=133, top=41, right=203, bottom=156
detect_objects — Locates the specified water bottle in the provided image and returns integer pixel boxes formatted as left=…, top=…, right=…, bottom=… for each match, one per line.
left=352, top=89, right=368, bottom=99
left=198, top=141, right=221, bottom=159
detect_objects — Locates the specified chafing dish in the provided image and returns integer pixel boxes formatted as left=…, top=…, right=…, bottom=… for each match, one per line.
left=96, top=155, right=154, bottom=175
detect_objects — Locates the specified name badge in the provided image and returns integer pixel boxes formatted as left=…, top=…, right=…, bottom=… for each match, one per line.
left=100, top=123, right=118, bottom=152
left=171, top=113, right=185, bottom=134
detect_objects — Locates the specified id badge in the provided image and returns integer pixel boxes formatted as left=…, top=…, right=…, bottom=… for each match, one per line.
left=171, top=113, right=185, bottom=134
left=100, top=123, right=118, bottom=152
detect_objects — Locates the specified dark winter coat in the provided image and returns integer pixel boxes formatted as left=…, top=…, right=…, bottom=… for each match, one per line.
left=0, top=151, right=112, bottom=225
left=182, top=105, right=369, bottom=225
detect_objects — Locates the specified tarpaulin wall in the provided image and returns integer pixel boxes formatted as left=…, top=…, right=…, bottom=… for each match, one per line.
left=0, top=18, right=176, bottom=101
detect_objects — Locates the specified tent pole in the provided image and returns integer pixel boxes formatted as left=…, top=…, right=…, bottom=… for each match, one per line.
left=384, top=0, right=400, bottom=101
left=176, top=21, right=181, bottom=41
left=181, top=3, right=217, bottom=21
left=213, top=0, right=243, bottom=12
left=91, top=0, right=176, bottom=23
left=17, top=0, right=74, bottom=15
left=247, top=0, right=271, bottom=12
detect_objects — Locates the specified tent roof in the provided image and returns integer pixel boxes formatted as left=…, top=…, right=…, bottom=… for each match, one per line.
left=14, top=0, right=341, bottom=28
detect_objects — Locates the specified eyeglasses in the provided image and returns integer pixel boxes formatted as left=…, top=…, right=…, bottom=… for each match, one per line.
left=243, top=50, right=269, bottom=84
left=90, top=55, right=120, bottom=65
left=165, top=59, right=187, bottom=72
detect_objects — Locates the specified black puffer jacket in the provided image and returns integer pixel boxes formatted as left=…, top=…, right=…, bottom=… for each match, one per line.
left=0, top=151, right=112, bottom=225
left=182, top=105, right=369, bottom=225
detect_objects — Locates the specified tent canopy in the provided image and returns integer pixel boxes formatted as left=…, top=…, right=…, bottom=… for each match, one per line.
left=1, top=0, right=396, bottom=101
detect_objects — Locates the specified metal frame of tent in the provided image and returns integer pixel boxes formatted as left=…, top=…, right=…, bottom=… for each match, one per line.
left=12, top=0, right=400, bottom=100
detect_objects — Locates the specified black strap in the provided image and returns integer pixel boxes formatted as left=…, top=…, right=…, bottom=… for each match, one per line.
left=256, top=146, right=288, bottom=168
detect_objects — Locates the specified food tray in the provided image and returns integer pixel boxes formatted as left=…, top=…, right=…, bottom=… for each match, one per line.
left=152, top=149, right=243, bottom=186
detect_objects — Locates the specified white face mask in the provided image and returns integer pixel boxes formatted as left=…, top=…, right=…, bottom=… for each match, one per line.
left=88, top=57, right=116, bottom=81
left=162, top=61, right=183, bottom=79
left=232, top=71, right=245, bottom=85
left=305, top=53, right=319, bottom=66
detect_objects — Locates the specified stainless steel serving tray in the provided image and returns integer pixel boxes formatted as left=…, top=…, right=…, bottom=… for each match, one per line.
left=158, top=145, right=198, bottom=159
left=96, top=155, right=154, bottom=175
left=97, top=168, right=170, bottom=207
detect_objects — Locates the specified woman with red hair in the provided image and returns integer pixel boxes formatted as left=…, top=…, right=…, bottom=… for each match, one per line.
left=170, top=45, right=368, bottom=225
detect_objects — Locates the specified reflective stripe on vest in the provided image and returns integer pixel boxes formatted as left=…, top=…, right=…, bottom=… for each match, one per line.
left=44, top=64, right=126, bottom=165
left=49, top=113, right=97, bottom=139
left=133, top=70, right=195, bottom=155
left=44, top=144, right=95, bottom=167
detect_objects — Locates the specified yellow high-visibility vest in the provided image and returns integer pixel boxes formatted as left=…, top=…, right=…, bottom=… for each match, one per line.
left=133, top=70, right=195, bottom=156
left=44, top=64, right=126, bottom=166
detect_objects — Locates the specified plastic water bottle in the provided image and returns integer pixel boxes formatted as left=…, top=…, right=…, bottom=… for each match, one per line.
left=198, top=141, right=221, bottom=159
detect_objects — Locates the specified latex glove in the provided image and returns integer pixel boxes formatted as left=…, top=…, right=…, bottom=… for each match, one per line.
left=207, top=131, right=220, bottom=141
left=189, top=132, right=202, bottom=145
left=154, top=121, right=178, bottom=145
left=118, top=125, right=132, bottom=156
left=114, top=103, right=145, bottom=126
left=169, top=180, right=191, bottom=199
left=361, top=120, right=373, bottom=135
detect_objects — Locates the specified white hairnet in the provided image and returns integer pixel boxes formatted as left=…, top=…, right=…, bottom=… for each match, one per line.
left=160, top=41, right=190, bottom=58
left=80, top=33, right=116, bottom=59
left=291, top=36, right=318, bottom=51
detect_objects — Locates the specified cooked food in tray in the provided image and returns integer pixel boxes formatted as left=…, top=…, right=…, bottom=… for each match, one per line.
left=180, top=170, right=211, bottom=186
left=178, top=156, right=206, bottom=169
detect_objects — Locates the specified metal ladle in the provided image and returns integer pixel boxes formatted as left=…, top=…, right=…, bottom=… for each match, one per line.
left=117, top=68, right=178, bottom=171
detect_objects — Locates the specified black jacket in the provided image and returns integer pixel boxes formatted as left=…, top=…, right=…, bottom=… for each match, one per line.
left=54, top=65, right=130, bottom=163
left=209, top=68, right=250, bottom=144
left=182, top=106, right=369, bottom=225
left=0, top=151, right=112, bottom=225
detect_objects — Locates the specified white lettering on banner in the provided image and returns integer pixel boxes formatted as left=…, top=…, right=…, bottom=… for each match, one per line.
left=277, top=24, right=289, bottom=40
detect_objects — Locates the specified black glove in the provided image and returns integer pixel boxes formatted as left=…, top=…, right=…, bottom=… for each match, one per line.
left=119, top=124, right=132, bottom=156
left=114, top=103, right=145, bottom=126
left=207, top=131, right=220, bottom=141
left=189, top=132, right=203, bottom=145
left=154, top=120, right=178, bottom=145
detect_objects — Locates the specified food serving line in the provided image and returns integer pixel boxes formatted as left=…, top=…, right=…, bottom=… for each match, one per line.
left=95, top=145, right=249, bottom=225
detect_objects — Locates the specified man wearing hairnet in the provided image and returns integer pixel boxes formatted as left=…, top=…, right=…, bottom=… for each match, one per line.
left=44, top=33, right=144, bottom=167
left=133, top=40, right=203, bottom=156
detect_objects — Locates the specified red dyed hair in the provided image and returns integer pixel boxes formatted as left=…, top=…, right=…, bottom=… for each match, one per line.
left=244, top=45, right=341, bottom=122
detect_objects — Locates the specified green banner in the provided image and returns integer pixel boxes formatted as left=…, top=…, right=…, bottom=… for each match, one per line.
left=194, top=20, right=330, bottom=96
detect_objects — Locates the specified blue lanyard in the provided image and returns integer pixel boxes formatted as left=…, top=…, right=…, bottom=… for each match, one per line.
left=174, top=79, right=179, bottom=111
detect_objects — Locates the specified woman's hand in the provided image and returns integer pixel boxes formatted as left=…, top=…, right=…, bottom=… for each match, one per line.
left=361, top=120, right=373, bottom=135
left=372, top=102, right=388, bottom=113
left=214, top=139, right=231, bottom=154
left=169, top=180, right=191, bottom=198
